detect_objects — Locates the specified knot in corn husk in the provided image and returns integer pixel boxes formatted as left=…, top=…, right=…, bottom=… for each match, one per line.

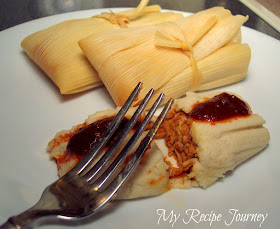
left=155, top=22, right=201, bottom=91
left=79, top=7, right=250, bottom=107
left=95, top=0, right=160, bottom=28
left=98, top=10, right=130, bottom=28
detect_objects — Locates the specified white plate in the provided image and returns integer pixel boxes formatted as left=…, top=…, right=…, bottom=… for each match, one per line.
left=0, top=8, right=279, bottom=229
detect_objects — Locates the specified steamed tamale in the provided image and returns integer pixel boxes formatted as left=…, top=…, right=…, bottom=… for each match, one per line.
left=47, top=91, right=269, bottom=198
left=79, top=7, right=250, bottom=107
left=21, top=0, right=183, bottom=94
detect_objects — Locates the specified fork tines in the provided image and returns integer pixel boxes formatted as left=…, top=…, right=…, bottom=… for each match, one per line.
left=0, top=82, right=174, bottom=228
left=67, top=82, right=173, bottom=212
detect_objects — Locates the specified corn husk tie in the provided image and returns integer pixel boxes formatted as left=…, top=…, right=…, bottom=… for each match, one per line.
left=95, top=0, right=158, bottom=28
left=155, top=22, right=201, bottom=91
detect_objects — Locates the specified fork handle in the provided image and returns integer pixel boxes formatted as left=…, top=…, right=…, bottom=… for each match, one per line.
left=0, top=211, right=38, bottom=229
left=0, top=220, right=18, bottom=229
left=0, top=208, right=50, bottom=229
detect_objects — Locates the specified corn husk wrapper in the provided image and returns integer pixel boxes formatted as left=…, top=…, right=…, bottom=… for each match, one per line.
left=79, top=7, right=250, bottom=107
left=21, top=0, right=183, bottom=94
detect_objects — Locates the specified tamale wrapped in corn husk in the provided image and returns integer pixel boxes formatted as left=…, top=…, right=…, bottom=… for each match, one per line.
left=21, top=0, right=183, bottom=94
left=79, top=7, right=250, bottom=107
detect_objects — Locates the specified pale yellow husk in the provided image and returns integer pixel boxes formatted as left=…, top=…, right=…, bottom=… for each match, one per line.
left=146, top=43, right=251, bottom=107
left=79, top=7, right=250, bottom=106
left=21, top=0, right=183, bottom=94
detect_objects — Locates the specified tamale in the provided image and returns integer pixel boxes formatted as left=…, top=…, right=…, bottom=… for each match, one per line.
left=21, top=0, right=183, bottom=94
left=79, top=7, right=250, bottom=107
left=47, top=91, right=269, bottom=198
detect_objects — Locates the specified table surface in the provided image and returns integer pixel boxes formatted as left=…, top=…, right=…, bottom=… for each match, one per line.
left=1, top=0, right=280, bottom=41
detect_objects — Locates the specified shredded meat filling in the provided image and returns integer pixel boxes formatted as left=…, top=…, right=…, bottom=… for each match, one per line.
left=156, top=109, right=197, bottom=176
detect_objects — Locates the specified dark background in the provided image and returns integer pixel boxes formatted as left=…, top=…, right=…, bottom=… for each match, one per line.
left=1, top=0, right=280, bottom=40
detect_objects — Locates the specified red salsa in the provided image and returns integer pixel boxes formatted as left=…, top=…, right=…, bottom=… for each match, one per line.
left=66, top=117, right=129, bottom=156
left=66, top=116, right=147, bottom=156
left=189, top=93, right=251, bottom=122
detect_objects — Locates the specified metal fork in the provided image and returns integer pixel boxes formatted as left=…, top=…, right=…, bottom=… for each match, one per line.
left=0, top=82, right=173, bottom=229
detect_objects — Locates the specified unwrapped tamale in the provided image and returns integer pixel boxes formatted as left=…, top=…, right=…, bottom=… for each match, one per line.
left=47, top=91, right=269, bottom=199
